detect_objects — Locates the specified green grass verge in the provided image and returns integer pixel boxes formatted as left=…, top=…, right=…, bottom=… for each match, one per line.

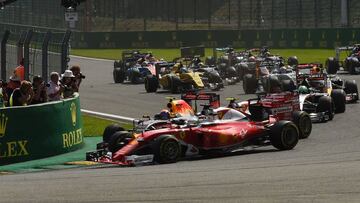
left=71, top=48, right=346, bottom=64
left=82, top=114, right=132, bottom=137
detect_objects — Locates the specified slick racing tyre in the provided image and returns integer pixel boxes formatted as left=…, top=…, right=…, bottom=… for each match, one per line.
left=317, top=96, right=334, bottom=121
left=331, top=89, right=346, bottom=113
left=144, top=75, right=158, bottom=93
left=113, top=68, right=125, bottom=83
left=108, top=131, right=133, bottom=153
left=243, top=74, right=257, bottom=94
left=169, top=76, right=180, bottom=94
left=103, top=124, right=125, bottom=143
left=153, top=135, right=181, bottom=164
left=267, top=75, right=281, bottom=93
left=292, top=111, right=312, bottom=139
left=325, top=57, right=338, bottom=74
left=344, top=80, right=359, bottom=101
left=270, top=121, right=299, bottom=150
left=348, top=57, right=359, bottom=75
left=281, top=79, right=297, bottom=92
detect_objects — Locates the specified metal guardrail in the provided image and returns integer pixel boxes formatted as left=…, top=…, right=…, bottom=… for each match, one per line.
left=81, top=109, right=136, bottom=123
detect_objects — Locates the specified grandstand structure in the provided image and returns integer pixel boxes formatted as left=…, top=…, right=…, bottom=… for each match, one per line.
left=0, top=0, right=359, bottom=32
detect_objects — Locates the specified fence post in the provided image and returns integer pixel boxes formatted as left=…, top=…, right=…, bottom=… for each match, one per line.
left=238, top=0, right=241, bottom=29
left=1, top=30, right=10, bottom=81
left=42, top=31, right=51, bottom=82
left=61, top=30, right=72, bottom=74
left=208, top=0, right=212, bottom=29
left=194, top=0, right=197, bottom=23
left=23, top=29, right=33, bottom=81
left=17, top=31, right=27, bottom=64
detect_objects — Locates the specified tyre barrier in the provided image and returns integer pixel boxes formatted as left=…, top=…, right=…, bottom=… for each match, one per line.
left=0, top=93, right=83, bottom=165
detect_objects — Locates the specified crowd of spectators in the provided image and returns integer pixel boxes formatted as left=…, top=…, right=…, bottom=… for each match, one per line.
left=0, top=64, right=84, bottom=107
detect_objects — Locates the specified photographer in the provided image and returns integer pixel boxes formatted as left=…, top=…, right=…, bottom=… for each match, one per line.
left=60, top=70, right=77, bottom=98
left=69, top=65, right=85, bottom=92
left=31, top=75, right=48, bottom=104
left=47, top=72, right=63, bottom=101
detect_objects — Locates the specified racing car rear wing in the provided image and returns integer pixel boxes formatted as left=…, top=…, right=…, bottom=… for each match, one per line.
left=154, top=62, right=176, bottom=78
left=334, top=44, right=360, bottom=60
left=181, top=91, right=220, bottom=112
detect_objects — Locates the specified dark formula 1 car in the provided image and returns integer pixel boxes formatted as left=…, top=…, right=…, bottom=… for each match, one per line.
left=87, top=100, right=301, bottom=166
left=326, top=44, right=360, bottom=74
left=242, top=57, right=297, bottom=94
left=113, top=50, right=157, bottom=84
left=295, top=63, right=357, bottom=122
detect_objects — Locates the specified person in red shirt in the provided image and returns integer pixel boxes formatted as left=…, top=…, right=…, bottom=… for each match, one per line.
left=14, top=58, right=25, bottom=81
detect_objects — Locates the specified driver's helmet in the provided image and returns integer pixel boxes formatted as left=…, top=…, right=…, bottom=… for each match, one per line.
left=248, top=56, right=256, bottom=62
left=172, top=63, right=181, bottom=73
left=279, top=66, right=287, bottom=73
left=159, top=109, right=170, bottom=120
left=179, top=67, right=188, bottom=73
left=193, top=57, right=201, bottom=65
left=298, top=85, right=309, bottom=94
left=197, top=62, right=204, bottom=67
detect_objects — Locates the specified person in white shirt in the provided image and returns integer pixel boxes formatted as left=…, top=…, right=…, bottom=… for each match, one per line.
left=47, top=72, right=63, bottom=101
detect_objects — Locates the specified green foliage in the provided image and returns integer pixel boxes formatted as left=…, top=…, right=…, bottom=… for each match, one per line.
left=82, top=114, right=131, bottom=137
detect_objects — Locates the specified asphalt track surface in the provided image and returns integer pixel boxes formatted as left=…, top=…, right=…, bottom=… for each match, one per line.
left=1, top=56, right=360, bottom=202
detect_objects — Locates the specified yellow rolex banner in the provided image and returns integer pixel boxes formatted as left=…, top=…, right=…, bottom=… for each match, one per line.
left=0, top=93, right=83, bottom=165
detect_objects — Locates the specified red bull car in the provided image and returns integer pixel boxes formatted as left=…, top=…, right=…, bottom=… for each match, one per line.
left=86, top=98, right=300, bottom=166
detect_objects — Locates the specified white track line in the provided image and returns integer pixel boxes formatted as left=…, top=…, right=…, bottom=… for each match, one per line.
left=70, top=55, right=114, bottom=62
left=81, top=109, right=136, bottom=123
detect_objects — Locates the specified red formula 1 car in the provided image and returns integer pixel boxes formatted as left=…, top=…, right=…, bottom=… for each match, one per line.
left=86, top=98, right=300, bottom=166
left=228, top=91, right=312, bottom=139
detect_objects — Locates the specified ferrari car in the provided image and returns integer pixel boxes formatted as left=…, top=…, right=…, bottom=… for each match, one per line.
left=86, top=102, right=300, bottom=166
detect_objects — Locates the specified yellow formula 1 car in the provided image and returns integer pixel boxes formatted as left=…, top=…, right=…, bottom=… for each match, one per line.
left=145, top=62, right=204, bottom=93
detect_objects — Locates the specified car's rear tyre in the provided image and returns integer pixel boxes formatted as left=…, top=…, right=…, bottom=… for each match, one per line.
left=331, top=89, right=346, bottom=113
left=153, top=135, right=181, bottom=164
left=108, top=131, right=133, bottom=153
left=103, top=124, right=125, bottom=143
left=270, top=121, right=299, bottom=150
left=238, top=63, right=247, bottom=81
left=265, top=75, right=281, bottom=93
left=344, top=80, right=359, bottom=101
left=292, top=111, right=312, bottom=139
left=325, top=57, right=338, bottom=74
left=144, top=75, right=158, bottom=93
left=113, top=68, right=125, bottom=83
left=243, top=74, right=257, bottom=94
left=169, top=76, right=179, bottom=94
left=317, top=96, right=334, bottom=121
left=281, top=79, right=296, bottom=92
left=348, top=57, right=359, bottom=75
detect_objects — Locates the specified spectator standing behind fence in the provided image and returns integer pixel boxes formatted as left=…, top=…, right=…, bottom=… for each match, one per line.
left=31, top=75, right=48, bottom=104
left=70, top=65, right=84, bottom=92
left=61, top=70, right=76, bottom=98
left=47, top=72, right=63, bottom=101
left=14, top=58, right=25, bottom=81
left=9, top=81, right=33, bottom=107
left=6, top=76, right=21, bottom=99
left=0, top=80, right=8, bottom=107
